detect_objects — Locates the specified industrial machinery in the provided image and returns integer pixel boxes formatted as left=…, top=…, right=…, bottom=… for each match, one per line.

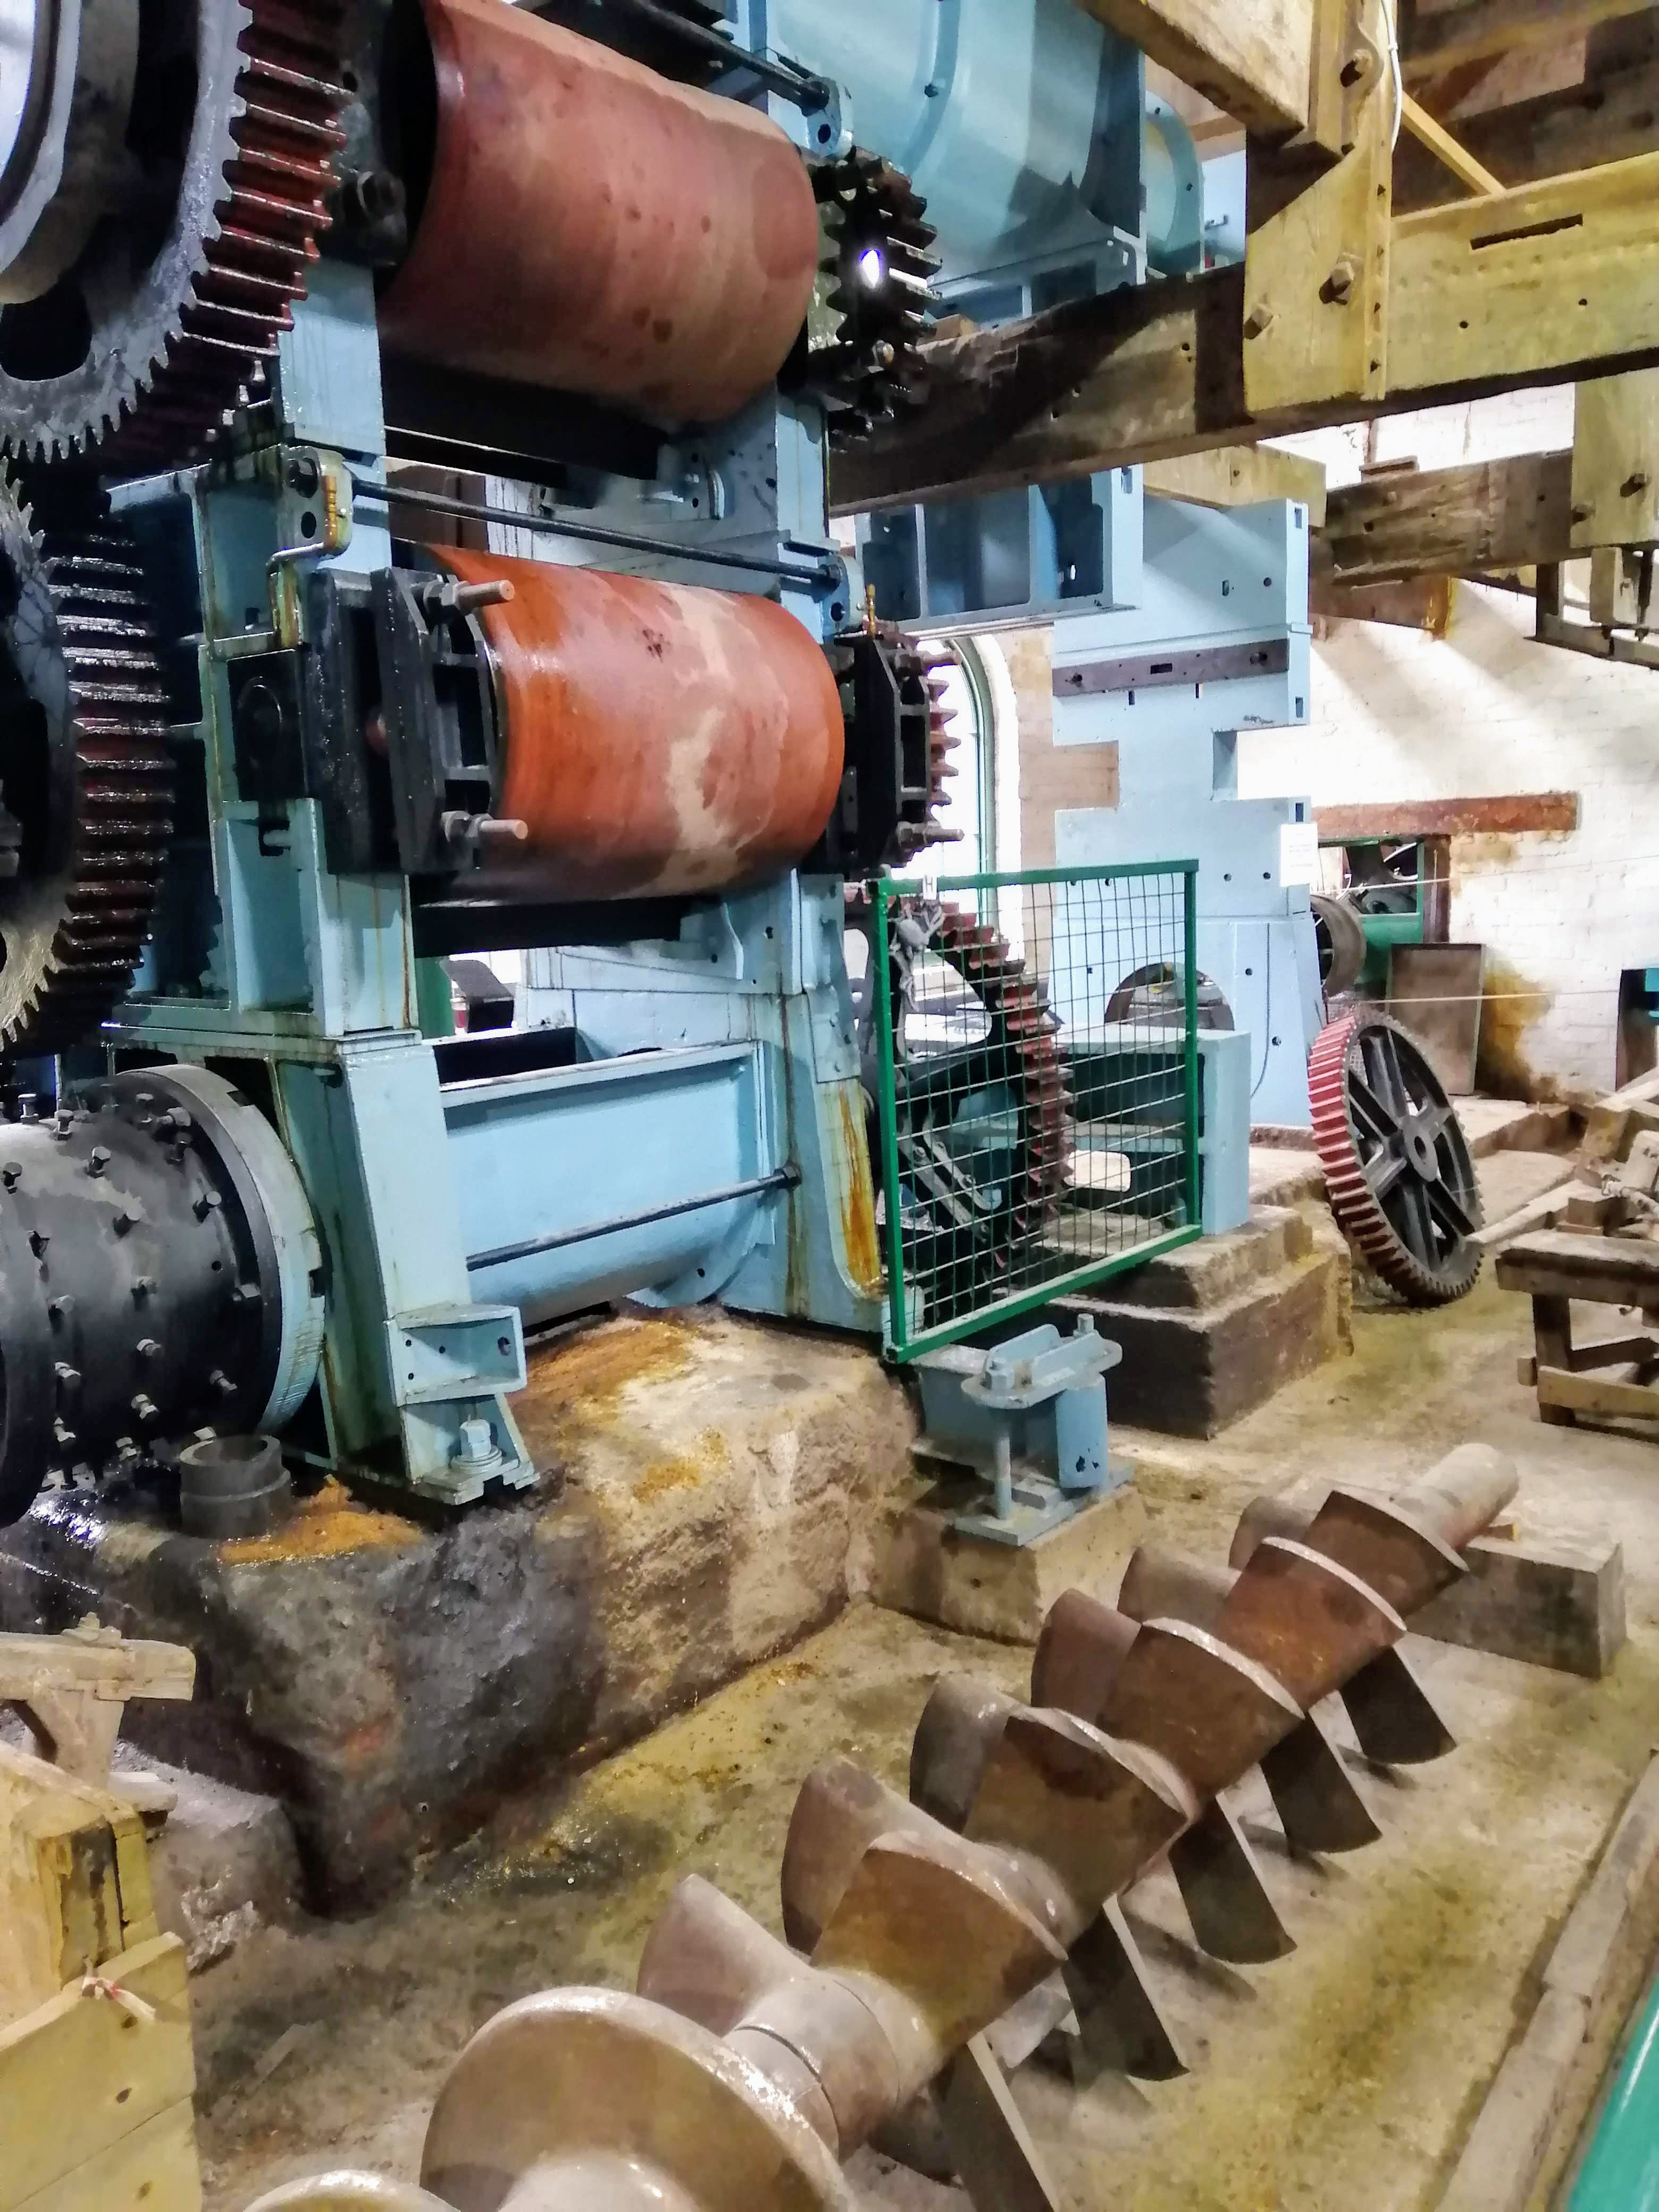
left=240, top=1445, right=1517, bottom=2210
left=0, top=0, right=1266, bottom=1521
left=0, top=0, right=983, bottom=1519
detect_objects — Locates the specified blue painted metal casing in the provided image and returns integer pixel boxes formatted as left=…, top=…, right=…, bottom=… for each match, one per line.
left=1050, top=498, right=1322, bottom=1129
left=912, top=1318, right=1126, bottom=1546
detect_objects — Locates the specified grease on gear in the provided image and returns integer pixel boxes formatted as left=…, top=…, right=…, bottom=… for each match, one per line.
left=0, top=0, right=348, bottom=469
left=797, top=148, right=939, bottom=447
left=1310, top=1008, right=1483, bottom=1307
left=0, top=469, right=175, bottom=1055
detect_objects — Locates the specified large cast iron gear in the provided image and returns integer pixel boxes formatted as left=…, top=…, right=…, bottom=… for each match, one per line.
left=0, top=468, right=174, bottom=1055
left=876, top=902, right=1074, bottom=1328
left=1310, top=1009, right=1484, bottom=1307
left=0, top=0, right=348, bottom=470
left=800, top=148, right=940, bottom=447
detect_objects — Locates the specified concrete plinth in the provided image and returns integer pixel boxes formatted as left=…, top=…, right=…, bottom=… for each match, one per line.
left=1057, top=1208, right=1352, bottom=1438
left=0, top=1311, right=916, bottom=1909
left=872, top=1474, right=1149, bottom=1643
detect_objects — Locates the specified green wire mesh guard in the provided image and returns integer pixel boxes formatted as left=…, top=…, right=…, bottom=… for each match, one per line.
left=866, top=863, right=1202, bottom=1361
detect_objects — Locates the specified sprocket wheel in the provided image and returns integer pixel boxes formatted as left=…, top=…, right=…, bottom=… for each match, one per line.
left=0, top=0, right=348, bottom=470
left=0, top=469, right=175, bottom=1055
left=799, top=148, right=939, bottom=448
left=1310, top=1009, right=1483, bottom=1307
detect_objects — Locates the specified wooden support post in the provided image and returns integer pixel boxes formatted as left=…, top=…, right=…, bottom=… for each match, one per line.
left=1322, top=453, right=1574, bottom=586
left=0, top=1620, right=195, bottom=1802
left=1572, top=367, right=1659, bottom=550
left=1243, top=0, right=1393, bottom=413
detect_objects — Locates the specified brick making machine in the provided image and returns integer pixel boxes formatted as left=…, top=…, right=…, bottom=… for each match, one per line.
left=0, top=0, right=1480, bottom=1538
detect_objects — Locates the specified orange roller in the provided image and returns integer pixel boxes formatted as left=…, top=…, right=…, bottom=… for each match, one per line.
left=438, top=550, right=846, bottom=902
left=380, top=0, right=823, bottom=425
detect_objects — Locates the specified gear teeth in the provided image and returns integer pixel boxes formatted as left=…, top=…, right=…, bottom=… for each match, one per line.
left=1, top=0, right=347, bottom=468
left=803, top=147, right=942, bottom=451
left=0, top=471, right=175, bottom=1057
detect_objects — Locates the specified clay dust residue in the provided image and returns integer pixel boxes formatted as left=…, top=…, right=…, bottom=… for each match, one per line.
left=630, top=1429, right=729, bottom=1507
left=218, top=1478, right=420, bottom=1565
left=516, top=1317, right=698, bottom=1448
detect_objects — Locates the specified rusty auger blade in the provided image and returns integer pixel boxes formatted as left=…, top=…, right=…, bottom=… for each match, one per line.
left=244, top=1446, right=1517, bottom=2212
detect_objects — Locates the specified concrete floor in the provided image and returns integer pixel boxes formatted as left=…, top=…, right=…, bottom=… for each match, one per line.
left=190, top=1157, right=1659, bottom=2212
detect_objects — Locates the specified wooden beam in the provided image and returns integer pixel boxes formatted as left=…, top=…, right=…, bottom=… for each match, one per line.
left=1314, top=795, right=1581, bottom=837
left=834, top=152, right=1659, bottom=515
left=1311, top=573, right=1455, bottom=630
left=1402, top=0, right=1655, bottom=85
left=1573, top=367, right=1659, bottom=547
left=1394, top=60, right=1659, bottom=212
left=1070, top=0, right=1312, bottom=138
left=1322, top=453, right=1574, bottom=583
left=1145, top=443, right=1328, bottom=522
left=1400, top=92, right=1506, bottom=196
left=1389, top=155, right=1659, bottom=393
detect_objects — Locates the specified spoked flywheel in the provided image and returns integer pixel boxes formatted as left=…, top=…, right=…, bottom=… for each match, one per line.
left=1310, top=1009, right=1483, bottom=1307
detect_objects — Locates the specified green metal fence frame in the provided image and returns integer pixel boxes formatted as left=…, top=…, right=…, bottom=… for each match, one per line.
left=872, top=861, right=1204, bottom=1363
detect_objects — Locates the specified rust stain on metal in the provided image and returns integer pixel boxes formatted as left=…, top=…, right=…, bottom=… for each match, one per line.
left=380, top=0, right=820, bottom=424
left=835, top=1087, right=884, bottom=1301
left=218, top=1479, right=421, bottom=1566
left=435, top=550, right=846, bottom=904
left=1317, top=793, right=1580, bottom=840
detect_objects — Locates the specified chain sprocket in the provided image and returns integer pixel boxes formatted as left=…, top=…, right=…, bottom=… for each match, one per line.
left=799, top=148, right=939, bottom=448
left=0, top=468, right=175, bottom=1055
left=1310, top=1009, right=1483, bottom=1307
left=0, top=0, right=347, bottom=470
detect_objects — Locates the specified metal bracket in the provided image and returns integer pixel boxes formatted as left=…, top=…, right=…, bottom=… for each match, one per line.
left=1054, top=637, right=1292, bottom=699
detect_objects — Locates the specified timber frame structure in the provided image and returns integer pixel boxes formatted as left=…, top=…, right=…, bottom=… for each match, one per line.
left=835, top=4, right=1659, bottom=569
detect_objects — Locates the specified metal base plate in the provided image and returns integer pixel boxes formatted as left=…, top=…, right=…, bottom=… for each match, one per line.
left=944, top=1460, right=1135, bottom=1548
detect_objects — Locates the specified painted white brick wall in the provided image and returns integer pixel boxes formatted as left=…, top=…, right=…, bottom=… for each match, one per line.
left=1241, top=394, right=1658, bottom=1095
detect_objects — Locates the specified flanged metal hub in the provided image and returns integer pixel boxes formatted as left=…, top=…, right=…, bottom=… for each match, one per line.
left=0, top=1062, right=323, bottom=1522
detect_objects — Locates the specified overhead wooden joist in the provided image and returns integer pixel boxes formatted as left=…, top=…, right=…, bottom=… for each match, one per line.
left=1321, top=453, right=1573, bottom=585
left=832, top=154, right=1659, bottom=515
left=1393, top=57, right=1659, bottom=212
left=1401, top=0, right=1655, bottom=85
left=1070, top=0, right=1312, bottom=138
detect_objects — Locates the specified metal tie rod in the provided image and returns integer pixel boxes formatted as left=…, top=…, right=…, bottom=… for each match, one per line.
left=466, top=1166, right=802, bottom=1272
left=365, top=478, right=842, bottom=591
left=556, top=0, right=836, bottom=111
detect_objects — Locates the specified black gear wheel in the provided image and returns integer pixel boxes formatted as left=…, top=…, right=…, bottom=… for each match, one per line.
left=797, top=149, right=939, bottom=448
left=0, top=0, right=347, bottom=471
left=0, top=468, right=175, bottom=1055
left=1310, top=1009, right=1484, bottom=1307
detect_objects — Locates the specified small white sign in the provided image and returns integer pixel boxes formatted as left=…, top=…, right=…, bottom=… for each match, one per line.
left=1280, top=820, right=1320, bottom=887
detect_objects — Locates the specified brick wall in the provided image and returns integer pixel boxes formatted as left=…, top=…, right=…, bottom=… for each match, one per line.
left=1243, top=395, right=1659, bottom=1096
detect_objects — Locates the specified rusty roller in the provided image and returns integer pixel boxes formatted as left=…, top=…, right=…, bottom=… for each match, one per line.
left=380, top=0, right=823, bottom=425
left=244, top=1446, right=1515, bottom=2212
left=436, top=549, right=847, bottom=902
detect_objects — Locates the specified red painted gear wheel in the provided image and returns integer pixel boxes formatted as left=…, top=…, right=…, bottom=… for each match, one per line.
left=1310, top=1010, right=1484, bottom=1307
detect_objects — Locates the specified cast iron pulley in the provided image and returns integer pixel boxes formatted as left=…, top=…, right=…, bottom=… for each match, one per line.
left=1309, top=1009, right=1483, bottom=1307
left=1310, top=892, right=1368, bottom=1000
left=795, top=147, right=940, bottom=446
left=0, top=466, right=175, bottom=1055
left=0, top=0, right=348, bottom=469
